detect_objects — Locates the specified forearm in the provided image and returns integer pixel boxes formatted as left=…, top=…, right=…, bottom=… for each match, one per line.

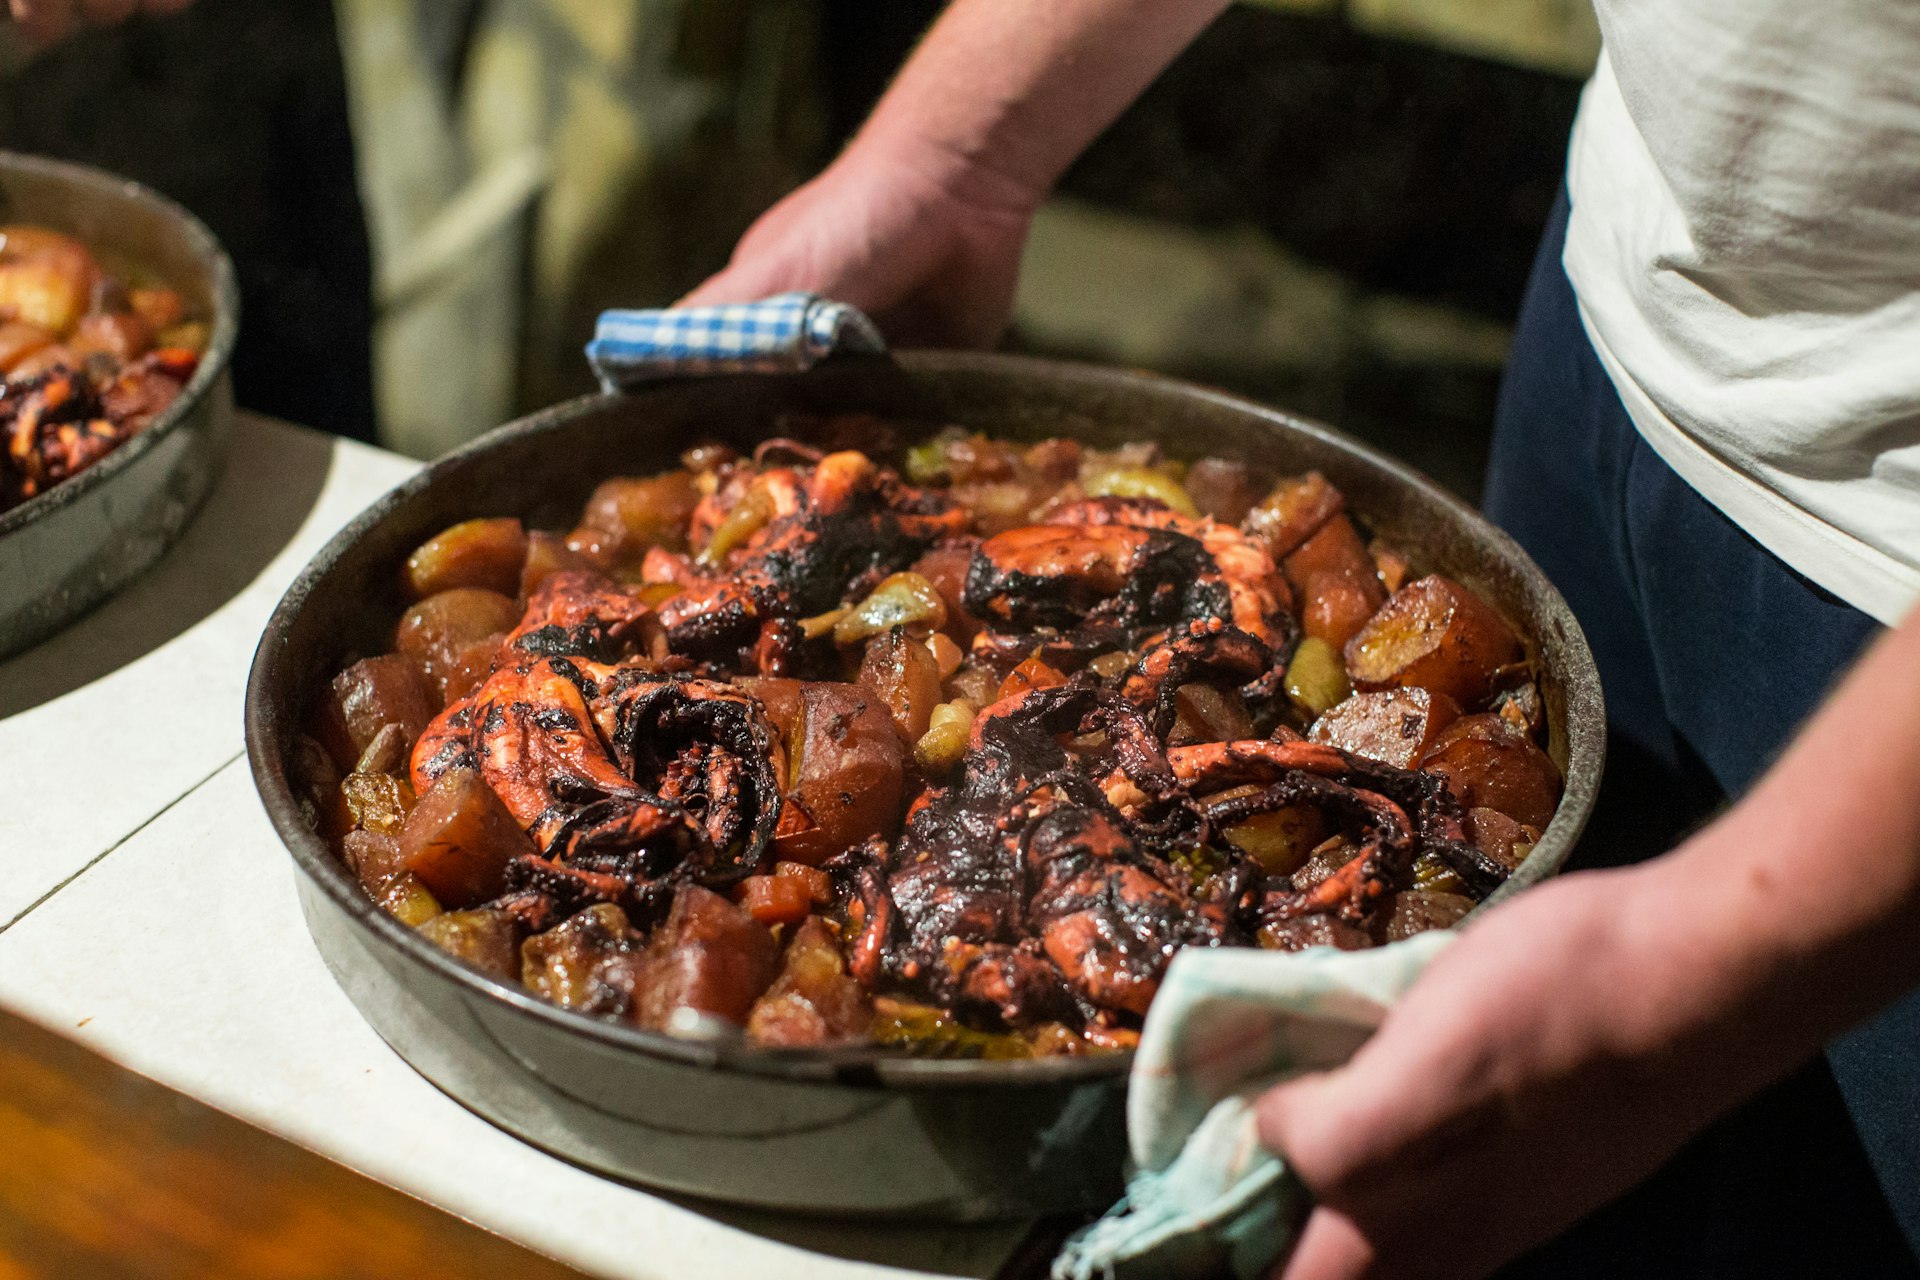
left=853, top=0, right=1231, bottom=212
left=1629, top=601, right=1920, bottom=1097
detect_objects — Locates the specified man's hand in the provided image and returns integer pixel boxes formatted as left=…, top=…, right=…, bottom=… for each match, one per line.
left=682, top=0, right=1230, bottom=346
left=1257, top=864, right=1751, bottom=1279
left=9, top=0, right=193, bottom=47
left=1258, top=595, right=1920, bottom=1280
left=680, top=132, right=1036, bottom=348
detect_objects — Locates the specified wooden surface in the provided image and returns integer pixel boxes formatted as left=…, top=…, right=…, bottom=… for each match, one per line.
left=0, top=1005, right=585, bottom=1279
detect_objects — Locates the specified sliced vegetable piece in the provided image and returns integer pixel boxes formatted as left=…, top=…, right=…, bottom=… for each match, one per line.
left=1344, top=575, right=1524, bottom=706
left=1300, top=568, right=1386, bottom=652
left=734, top=874, right=814, bottom=927
left=631, top=884, right=781, bottom=1030
left=319, top=654, right=436, bottom=769
left=396, top=767, right=535, bottom=907
left=1420, top=713, right=1561, bottom=830
left=835, top=572, right=947, bottom=644
left=914, top=698, right=977, bottom=775
left=404, top=517, right=527, bottom=599
left=1246, top=470, right=1344, bottom=558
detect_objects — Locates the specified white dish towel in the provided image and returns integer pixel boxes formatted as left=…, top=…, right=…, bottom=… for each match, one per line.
left=1054, top=931, right=1455, bottom=1280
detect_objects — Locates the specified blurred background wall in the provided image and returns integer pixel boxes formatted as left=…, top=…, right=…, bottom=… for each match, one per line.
left=0, top=0, right=1595, bottom=498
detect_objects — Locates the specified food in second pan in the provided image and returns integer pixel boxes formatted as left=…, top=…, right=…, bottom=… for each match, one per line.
left=0, top=224, right=206, bottom=514
left=297, top=428, right=1561, bottom=1057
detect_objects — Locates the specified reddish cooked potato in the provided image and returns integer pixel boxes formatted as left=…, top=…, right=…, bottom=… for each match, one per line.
left=631, top=884, right=781, bottom=1029
left=404, top=517, right=527, bottom=599
left=1421, top=714, right=1562, bottom=830
left=576, top=470, right=701, bottom=557
left=1247, top=470, right=1345, bottom=558
left=909, top=542, right=983, bottom=641
left=343, top=829, right=404, bottom=891
left=1464, top=806, right=1542, bottom=873
left=747, top=916, right=873, bottom=1046
left=396, top=767, right=534, bottom=907
left=1310, top=688, right=1461, bottom=770
left=860, top=628, right=942, bottom=744
left=69, top=310, right=154, bottom=362
left=1344, top=575, right=1524, bottom=707
left=1184, top=458, right=1259, bottom=524
left=318, top=654, right=436, bottom=769
left=393, top=588, right=520, bottom=703
left=1281, top=514, right=1376, bottom=598
left=743, top=678, right=906, bottom=865
left=734, top=874, right=814, bottom=927
left=520, top=530, right=598, bottom=598
left=1300, top=568, right=1386, bottom=652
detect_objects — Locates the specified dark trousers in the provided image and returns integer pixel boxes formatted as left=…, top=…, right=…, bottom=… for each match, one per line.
left=1486, top=193, right=1918, bottom=1277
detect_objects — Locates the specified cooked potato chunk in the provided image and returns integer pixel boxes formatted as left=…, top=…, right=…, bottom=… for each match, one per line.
left=320, top=655, right=436, bottom=769
left=1383, top=890, right=1476, bottom=940
left=1310, top=687, right=1461, bottom=770
left=396, top=767, right=534, bottom=907
left=393, top=588, right=520, bottom=704
left=1184, top=458, right=1259, bottom=524
left=521, top=903, right=644, bottom=1014
left=1301, top=568, right=1386, bottom=652
left=520, top=530, right=598, bottom=597
left=1344, top=575, right=1523, bottom=706
left=1282, top=514, right=1376, bottom=597
left=577, top=471, right=700, bottom=556
left=1420, top=713, right=1561, bottom=830
left=404, top=517, right=527, bottom=599
left=745, top=679, right=906, bottom=865
left=1247, top=470, right=1345, bottom=559
left=860, top=627, right=943, bottom=744
left=631, top=884, right=780, bottom=1030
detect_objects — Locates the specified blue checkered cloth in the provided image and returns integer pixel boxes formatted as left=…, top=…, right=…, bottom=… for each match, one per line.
left=586, top=292, right=887, bottom=391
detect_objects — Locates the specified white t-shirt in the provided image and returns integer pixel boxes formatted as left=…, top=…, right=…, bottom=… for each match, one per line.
left=1564, top=1, right=1920, bottom=625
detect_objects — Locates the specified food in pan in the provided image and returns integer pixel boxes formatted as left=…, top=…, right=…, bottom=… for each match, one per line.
left=0, top=224, right=206, bottom=513
left=298, top=428, right=1560, bottom=1056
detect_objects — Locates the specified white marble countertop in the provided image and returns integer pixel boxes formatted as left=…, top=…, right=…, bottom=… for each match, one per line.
left=0, top=414, right=1033, bottom=1280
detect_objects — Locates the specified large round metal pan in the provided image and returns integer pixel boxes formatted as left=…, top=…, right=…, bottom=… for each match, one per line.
left=0, top=152, right=239, bottom=660
left=246, top=353, right=1604, bottom=1220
